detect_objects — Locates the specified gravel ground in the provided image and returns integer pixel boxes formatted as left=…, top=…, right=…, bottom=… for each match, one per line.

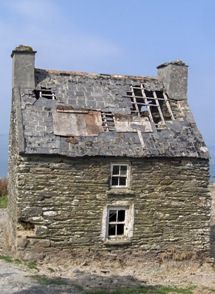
left=1, top=258, right=215, bottom=294
left=0, top=185, right=214, bottom=293
left=0, top=260, right=83, bottom=294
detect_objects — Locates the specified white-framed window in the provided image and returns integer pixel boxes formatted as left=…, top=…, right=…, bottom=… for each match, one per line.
left=101, top=203, right=134, bottom=243
left=110, top=164, right=130, bottom=188
left=108, top=208, right=126, bottom=237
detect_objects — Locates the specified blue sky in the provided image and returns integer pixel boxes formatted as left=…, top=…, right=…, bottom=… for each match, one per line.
left=0, top=0, right=215, bottom=147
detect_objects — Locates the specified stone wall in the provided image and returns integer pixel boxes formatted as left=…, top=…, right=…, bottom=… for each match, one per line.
left=8, top=155, right=211, bottom=261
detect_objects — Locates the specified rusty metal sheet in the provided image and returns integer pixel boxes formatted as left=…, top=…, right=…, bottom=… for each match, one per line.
left=53, top=110, right=103, bottom=136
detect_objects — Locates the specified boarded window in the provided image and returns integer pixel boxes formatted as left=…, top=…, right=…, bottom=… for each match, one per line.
left=53, top=109, right=103, bottom=137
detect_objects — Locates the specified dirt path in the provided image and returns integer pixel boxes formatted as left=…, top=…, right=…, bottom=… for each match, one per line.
left=0, top=260, right=82, bottom=294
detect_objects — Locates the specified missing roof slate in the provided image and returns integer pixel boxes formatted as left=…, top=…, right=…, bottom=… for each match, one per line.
left=34, top=87, right=56, bottom=100
left=126, top=85, right=174, bottom=129
left=101, top=112, right=115, bottom=132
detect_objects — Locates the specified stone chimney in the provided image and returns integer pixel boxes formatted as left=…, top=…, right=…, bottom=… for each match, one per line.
left=157, top=60, right=188, bottom=100
left=11, top=45, right=36, bottom=89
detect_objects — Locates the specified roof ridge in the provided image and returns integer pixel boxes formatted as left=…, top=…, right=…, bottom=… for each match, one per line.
left=35, top=68, right=158, bottom=80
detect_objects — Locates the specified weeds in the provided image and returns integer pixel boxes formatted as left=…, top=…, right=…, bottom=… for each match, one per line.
left=0, top=255, right=13, bottom=263
left=0, top=255, right=38, bottom=271
left=85, top=286, right=195, bottom=294
left=33, top=275, right=69, bottom=286
left=26, top=261, right=38, bottom=270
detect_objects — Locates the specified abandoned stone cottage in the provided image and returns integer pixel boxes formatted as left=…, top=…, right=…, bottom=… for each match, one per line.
left=8, top=45, right=211, bottom=261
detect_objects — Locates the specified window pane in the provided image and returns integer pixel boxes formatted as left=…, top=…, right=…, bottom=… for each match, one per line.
left=144, top=90, right=153, bottom=98
left=119, top=177, right=126, bottom=186
left=118, top=210, right=125, bottom=222
left=109, top=210, right=117, bottom=222
left=112, top=165, right=119, bottom=175
left=108, top=224, right=116, bottom=236
left=120, top=165, right=127, bottom=176
left=117, top=224, right=124, bottom=235
left=133, top=88, right=142, bottom=97
left=156, top=91, right=164, bottom=99
left=111, top=176, right=118, bottom=186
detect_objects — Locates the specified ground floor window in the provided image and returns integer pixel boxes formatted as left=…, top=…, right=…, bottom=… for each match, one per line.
left=101, top=202, right=134, bottom=243
left=108, top=208, right=126, bottom=237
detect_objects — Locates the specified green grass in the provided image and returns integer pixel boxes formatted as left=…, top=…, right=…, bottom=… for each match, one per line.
left=0, top=195, right=8, bottom=208
left=0, top=255, right=13, bottom=263
left=0, top=255, right=38, bottom=271
left=85, top=286, right=195, bottom=294
left=26, top=260, right=38, bottom=270
left=33, top=275, right=69, bottom=286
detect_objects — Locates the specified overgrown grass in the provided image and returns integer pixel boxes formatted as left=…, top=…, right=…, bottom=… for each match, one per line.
left=26, top=260, right=38, bottom=270
left=0, top=195, right=8, bottom=208
left=85, top=286, right=195, bottom=294
left=0, top=255, right=13, bottom=263
left=0, top=255, right=38, bottom=271
left=33, top=275, right=69, bottom=286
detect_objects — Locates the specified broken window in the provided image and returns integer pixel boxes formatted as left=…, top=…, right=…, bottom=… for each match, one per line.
left=126, top=85, right=174, bottom=129
left=111, top=164, right=129, bottom=187
left=102, top=204, right=134, bottom=242
left=34, top=87, right=56, bottom=100
left=108, top=208, right=126, bottom=237
left=101, top=112, right=115, bottom=132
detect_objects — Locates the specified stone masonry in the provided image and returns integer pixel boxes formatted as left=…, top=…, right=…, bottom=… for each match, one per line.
left=11, top=155, right=210, bottom=261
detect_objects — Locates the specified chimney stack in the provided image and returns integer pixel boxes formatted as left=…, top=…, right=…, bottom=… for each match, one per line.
left=157, top=60, right=188, bottom=100
left=11, top=45, right=36, bottom=89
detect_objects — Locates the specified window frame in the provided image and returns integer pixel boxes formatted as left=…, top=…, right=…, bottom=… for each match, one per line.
left=110, top=163, right=130, bottom=188
left=101, top=202, right=134, bottom=243
left=107, top=207, right=126, bottom=238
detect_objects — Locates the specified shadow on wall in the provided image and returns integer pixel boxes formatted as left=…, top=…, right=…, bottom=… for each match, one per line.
left=210, top=184, right=215, bottom=258
left=210, top=225, right=215, bottom=258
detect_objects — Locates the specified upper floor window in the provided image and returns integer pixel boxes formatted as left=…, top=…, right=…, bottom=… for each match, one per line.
left=111, top=164, right=129, bottom=188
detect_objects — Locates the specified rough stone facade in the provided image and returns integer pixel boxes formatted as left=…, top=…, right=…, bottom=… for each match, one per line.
left=9, top=155, right=210, bottom=261
left=7, top=45, right=211, bottom=261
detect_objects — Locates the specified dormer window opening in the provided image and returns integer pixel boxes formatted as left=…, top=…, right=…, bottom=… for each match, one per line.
left=34, top=87, right=56, bottom=100
left=127, top=85, right=174, bottom=129
left=101, top=112, right=115, bottom=132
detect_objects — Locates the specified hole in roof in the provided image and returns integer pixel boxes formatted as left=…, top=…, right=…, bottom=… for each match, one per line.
left=33, top=87, right=56, bottom=100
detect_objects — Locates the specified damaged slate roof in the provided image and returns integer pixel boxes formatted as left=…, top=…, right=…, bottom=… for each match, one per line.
left=15, top=66, right=209, bottom=159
